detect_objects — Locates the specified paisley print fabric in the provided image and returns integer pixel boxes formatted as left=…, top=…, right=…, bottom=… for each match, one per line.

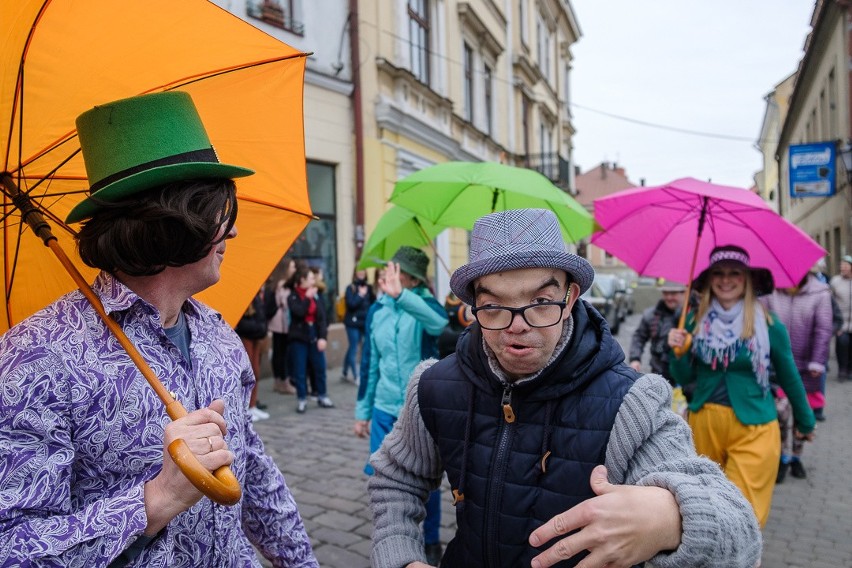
left=0, top=272, right=317, bottom=567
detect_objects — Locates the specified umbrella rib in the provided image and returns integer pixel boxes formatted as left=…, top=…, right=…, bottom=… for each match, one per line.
left=595, top=187, right=696, bottom=229
left=393, top=181, right=462, bottom=226
left=145, top=53, right=310, bottom=95
left=595, top=189, right=710, bottom=275
left=639, top=210, right=703, bottom=276
left=12, top=131, right=82, bottom=175
left=4, top=0, right=51, bottom=172
left=18, top=148, right=83, bottom=196
left=705, top=199, right=798, bottom=285
left=3, top=209, right=25, bottom=329
left=236, top=195, right=316, bottom=219
left=10, top=55, right=310, bottom=174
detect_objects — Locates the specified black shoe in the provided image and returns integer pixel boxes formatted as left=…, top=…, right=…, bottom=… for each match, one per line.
left=776, top=461, right=789, bottom=484
left=790, top=460, right=807, bottom=479
left=814, top=408, right=826, bottom=422
left=255, top=400, right=268, bottom=410
left=424, top=543, right=443, bottom=566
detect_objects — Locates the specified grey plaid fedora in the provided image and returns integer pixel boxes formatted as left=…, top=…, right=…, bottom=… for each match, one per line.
left=450, top=209, right=594, bottom=306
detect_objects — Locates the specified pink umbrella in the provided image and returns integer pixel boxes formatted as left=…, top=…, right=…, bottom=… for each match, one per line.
left=592, top=177, right=826, bottom=351
left=592, top=177, right=825, bottom=288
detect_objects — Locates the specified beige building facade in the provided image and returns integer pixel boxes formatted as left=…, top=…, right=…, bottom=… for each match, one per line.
left=216, top=0, right=582, bottom=362
left=215, top=0, right=356, bottom=304
left=755, top=73, right=795, bottom=213
left=775, top=0, right=852, bottom=274
left=357, top=0, right=581, bottom=299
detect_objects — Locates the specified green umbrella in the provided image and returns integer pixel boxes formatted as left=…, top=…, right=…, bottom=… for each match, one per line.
left=357, top=205, right=447, bottom=269
left=390, top=161, right=595, bottom=243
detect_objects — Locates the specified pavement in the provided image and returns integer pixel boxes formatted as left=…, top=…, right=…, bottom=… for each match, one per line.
left=251, top=313, right=852, bottom=567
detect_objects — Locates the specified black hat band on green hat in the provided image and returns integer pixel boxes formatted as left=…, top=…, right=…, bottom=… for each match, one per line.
left=89, top=148, right=219, bottom=192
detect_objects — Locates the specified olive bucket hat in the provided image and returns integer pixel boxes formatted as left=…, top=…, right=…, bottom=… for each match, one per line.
left=387, top=246, right=430, bottom=283
left=66, top=91, right=254, bottom=223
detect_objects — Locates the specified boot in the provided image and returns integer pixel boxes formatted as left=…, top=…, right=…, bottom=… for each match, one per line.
left=790, top=459, right=807, bottom=479
left=274, top=378, right=296, bottom=395
left=776, top=460, right=789, bottom=484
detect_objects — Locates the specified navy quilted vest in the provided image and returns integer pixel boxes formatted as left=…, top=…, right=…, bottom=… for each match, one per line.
left=419, top=301, right=640, bottom=567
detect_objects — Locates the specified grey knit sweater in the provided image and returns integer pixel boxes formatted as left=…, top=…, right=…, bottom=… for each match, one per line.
left=368, top=357, right=762, bottom=567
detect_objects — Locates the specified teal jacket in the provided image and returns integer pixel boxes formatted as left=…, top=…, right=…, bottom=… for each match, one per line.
left=355, top=287, right=447, bottom=421
left=670, top=311, right=815, bottom=434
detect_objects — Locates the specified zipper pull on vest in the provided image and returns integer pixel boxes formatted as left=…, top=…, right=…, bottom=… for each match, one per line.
left=502, top=386, right=516, bottom=423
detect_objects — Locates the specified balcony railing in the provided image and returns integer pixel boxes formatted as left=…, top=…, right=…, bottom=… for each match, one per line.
left=524, top=153, right=573, bottom=192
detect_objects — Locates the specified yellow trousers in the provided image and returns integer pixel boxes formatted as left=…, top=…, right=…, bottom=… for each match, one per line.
left=688, top=403, right=780, bottom=527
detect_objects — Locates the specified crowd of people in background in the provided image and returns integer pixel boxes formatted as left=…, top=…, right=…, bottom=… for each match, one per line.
left=242, top=217, right=852, bottom=566
left=224, top=207, right=850, bottom=567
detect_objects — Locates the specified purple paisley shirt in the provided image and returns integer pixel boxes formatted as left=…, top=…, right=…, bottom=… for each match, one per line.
left=0, top=272, right=318, bottom=567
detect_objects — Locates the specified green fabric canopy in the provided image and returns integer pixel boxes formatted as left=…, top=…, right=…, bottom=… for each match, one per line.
left=390, top=161, right=595, bottom=244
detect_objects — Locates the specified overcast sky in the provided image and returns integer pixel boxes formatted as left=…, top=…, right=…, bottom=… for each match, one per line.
left=569, top=1, right=816, bottom=188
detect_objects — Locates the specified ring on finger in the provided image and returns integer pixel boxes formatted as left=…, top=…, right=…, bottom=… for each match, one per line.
left=207, top=436, right=215, bottom=452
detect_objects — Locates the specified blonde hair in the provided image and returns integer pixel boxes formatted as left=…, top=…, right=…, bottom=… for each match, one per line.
left=694, top=272, right=768, bottom=339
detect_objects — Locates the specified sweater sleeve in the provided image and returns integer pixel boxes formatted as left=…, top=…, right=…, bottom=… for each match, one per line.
left=809, top=290, right=834, bottom=372
left=605, top=373, right=762, bottom=568
left=396, top=289, right=448, bottom=336
left=767, top=316, right=816, bottom=434
left=368, top=361, right=444, bottom=568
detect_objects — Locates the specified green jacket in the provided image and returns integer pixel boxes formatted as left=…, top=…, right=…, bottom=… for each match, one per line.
left=669, top=311, right=815, bottom=434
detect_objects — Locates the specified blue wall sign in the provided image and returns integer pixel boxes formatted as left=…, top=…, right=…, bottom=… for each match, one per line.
left=789, top=142, right=836, bottom=198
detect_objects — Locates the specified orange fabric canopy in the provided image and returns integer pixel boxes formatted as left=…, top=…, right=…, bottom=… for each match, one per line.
left=1, top=0, right=311, bottom=332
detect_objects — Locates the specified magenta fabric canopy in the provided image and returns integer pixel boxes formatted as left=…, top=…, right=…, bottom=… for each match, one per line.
left=592, top=177, right=826, bottom=289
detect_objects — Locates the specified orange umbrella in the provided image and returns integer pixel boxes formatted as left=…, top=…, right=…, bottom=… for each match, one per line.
left=2, top=0, right=312, bottom=333
left=1, top=0, right=312, bottom=505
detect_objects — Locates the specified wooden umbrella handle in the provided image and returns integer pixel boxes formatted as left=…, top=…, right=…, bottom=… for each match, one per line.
left=48, top=239, right=243, bottom=506
left=168, top=439, right=242, bottom=506
left=672, top=333, right=692, bottom=358
left=671, top=215, right=704, bottom=359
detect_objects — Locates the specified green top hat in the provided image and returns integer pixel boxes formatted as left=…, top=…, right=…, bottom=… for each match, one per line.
left=66, top=91, right=254, bottom=223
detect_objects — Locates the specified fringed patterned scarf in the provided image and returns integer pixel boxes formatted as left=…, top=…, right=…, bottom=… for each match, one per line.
left=692, top=299, right=771, bottom=395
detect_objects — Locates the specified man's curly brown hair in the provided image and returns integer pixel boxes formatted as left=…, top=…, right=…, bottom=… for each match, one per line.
left=75, top=178, right=237, bottom=276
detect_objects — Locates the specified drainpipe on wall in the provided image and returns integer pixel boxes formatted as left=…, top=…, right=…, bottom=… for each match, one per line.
left=845, top=2, right=852, bottom=256
left=349, top=0, right=365, bottom=260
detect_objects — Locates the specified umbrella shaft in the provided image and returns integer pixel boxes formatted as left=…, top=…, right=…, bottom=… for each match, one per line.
left=45, top=239, right=185, bottom=415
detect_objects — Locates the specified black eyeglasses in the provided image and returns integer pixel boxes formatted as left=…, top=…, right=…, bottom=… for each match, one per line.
left=471, top=301, right=568, bottom=331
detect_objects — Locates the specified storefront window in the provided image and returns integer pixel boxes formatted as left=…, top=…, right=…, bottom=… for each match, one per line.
left=283, top=161, right=339, bottom=321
